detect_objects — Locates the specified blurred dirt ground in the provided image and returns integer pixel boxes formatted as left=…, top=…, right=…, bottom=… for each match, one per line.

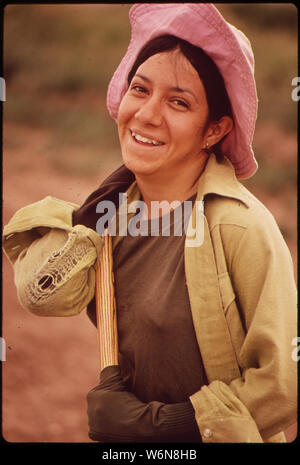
left=2, top=123, right=107, bottom=442
left=2, top=121, right=297, bottom=443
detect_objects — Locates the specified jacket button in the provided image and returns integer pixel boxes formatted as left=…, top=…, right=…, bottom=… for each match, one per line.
left=203, top=428, right=212, bottom=438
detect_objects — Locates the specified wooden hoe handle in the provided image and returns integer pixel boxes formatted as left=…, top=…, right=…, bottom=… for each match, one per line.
left=95, top=231, right=118, bottom=372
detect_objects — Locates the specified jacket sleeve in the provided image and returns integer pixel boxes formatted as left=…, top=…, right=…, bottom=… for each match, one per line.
left=189, top=209, right=297, bottom=442
left=2, top=196, right=103, bottom=316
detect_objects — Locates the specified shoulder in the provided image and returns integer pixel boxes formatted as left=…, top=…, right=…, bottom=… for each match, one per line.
left=204, top=183, right=292, bottom=267
left=205, top=183, right=280, bottom=234
left=204, top=184, right=294, bottom=277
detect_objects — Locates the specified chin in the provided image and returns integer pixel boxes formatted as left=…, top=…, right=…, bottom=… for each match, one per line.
left=122, top=154, right=160, bottom=177
left=124, top=162, right=157, bottom=178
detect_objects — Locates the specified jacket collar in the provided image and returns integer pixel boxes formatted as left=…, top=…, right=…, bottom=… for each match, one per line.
left=195, top=153, right=250, bottom=208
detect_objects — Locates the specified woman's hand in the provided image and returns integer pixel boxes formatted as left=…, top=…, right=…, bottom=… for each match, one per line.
left=87, top=365, right=201, bottom=443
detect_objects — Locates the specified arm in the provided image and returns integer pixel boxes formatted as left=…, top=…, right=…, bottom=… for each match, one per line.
left=189, top=213, right=297, bottom=442
left=3, top=196, right=103, bottom=316
left=87, top=365, right=201, bottom=443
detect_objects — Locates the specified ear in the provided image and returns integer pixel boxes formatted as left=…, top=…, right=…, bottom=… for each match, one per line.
left=203, top=116, right=233, bottom=149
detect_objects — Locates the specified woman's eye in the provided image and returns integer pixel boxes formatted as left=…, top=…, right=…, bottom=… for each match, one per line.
left=172, top=99, right=189, bottom=109
left=131, top=85, right=147, bottom=94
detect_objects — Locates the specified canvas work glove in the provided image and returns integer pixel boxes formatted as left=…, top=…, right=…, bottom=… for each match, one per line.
left=87, top=365, right=201, bottom=443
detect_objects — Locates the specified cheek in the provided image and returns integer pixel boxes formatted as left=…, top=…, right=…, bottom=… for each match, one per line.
left=172, top=119, right=205, bottom=146
left=117, top=100, right=127, bottom=128
left=187, top=114, right=208, bottom=140
left=117, top=94, right=134, bottom=127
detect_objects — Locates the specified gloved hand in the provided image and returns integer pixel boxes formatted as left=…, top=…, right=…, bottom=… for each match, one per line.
left=87, top=365, right=201, bottom=443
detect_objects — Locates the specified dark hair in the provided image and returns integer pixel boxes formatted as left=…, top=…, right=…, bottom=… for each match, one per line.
left=127, top=35, right=233, bottom=153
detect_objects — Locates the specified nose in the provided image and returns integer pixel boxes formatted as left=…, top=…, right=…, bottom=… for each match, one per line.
left=134, top=95, right=163, bottom=126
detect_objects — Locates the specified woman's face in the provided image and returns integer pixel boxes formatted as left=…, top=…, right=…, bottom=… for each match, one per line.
left=117, top=49, right=211, bottom=180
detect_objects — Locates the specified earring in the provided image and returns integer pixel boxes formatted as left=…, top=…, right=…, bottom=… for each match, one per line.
left=203, top=142, right=210, bottom=152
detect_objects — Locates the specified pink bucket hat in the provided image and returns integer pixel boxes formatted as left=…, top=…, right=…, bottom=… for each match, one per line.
left=106, top=3, right=258, bottom=179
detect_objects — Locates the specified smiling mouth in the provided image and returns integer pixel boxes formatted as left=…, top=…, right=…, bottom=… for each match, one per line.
left=130, top=130, right=164, bottom=146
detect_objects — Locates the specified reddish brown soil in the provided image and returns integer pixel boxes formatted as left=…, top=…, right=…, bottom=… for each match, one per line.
left=2, top=123, right=106, bottom=442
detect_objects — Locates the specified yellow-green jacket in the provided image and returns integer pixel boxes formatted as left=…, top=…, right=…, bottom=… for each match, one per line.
left=3, top=154, right=297, bottom=443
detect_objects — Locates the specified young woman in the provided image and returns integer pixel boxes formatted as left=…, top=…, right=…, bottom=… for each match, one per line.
left=3, top=4, right=297, bottom=443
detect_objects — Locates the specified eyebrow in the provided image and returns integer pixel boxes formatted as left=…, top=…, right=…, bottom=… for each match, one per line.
left=134, top=73, right=198, bottom=102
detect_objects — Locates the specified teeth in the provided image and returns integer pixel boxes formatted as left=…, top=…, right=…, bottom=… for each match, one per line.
left=131, top=131, right=163, bottom=146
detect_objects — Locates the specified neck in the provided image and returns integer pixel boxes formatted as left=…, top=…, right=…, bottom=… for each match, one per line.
left=135, top=154, right=209, bottom=219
